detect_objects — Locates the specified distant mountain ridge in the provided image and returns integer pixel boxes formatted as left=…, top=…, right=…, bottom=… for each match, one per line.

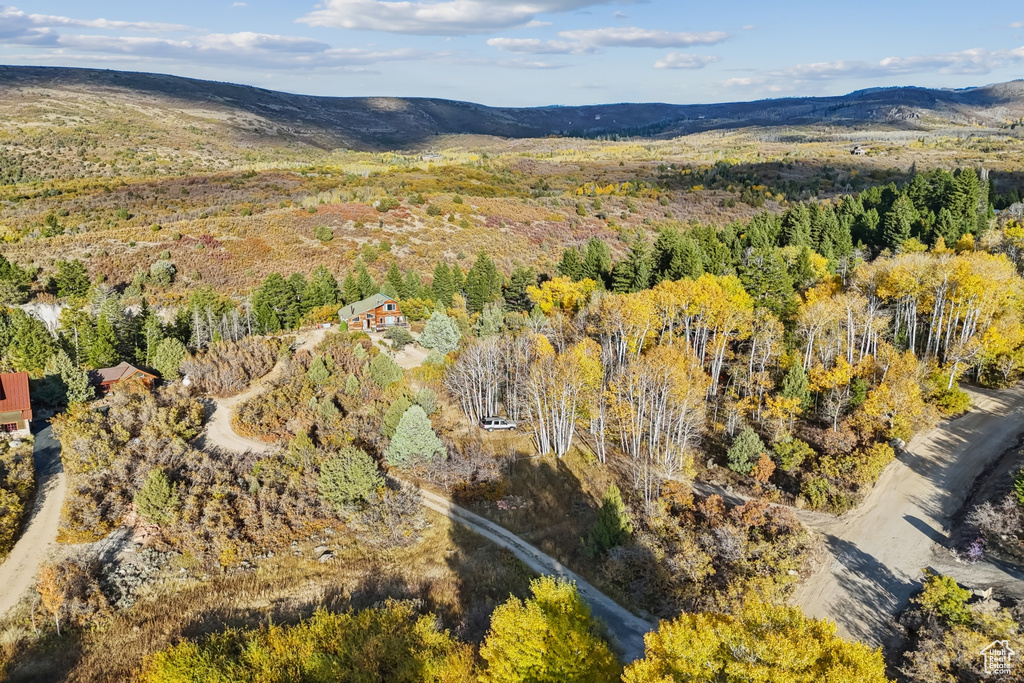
left=2, top=65, right=1023, bottom=150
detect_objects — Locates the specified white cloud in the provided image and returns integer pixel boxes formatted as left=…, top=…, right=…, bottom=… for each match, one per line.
left=486, top=37, right=593, bottom=55
left=298, top=0, right=618, bottom=36
left=723, top=45, right=1024, bottom=93
left=654, top=52, right=719, bottom=69
left=0, top=5, right=189, bottom=32
left=559, top=27, right=728, bottom=48
left=232, top=2, right=247, bottom=6
left=489, top=26, right=729, bottom=56
left=1011, top=21, right=1024, bottom=29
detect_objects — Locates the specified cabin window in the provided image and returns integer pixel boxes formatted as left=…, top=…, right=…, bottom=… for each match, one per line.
left=384, top=303, right=396, bottom=312
left=0, top=423, right=17, bottom=433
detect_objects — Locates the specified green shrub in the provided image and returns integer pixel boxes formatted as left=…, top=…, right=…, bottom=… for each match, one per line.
left=586, top=484, right=632, bottom=556
left=772, top=438, right=814, bottom=473
left=315, top=225, right=334, bottom=242
left=318, top=446, right=383, bottom=512
left=384, top=406, right=445, bottom=469
left=369, top=353, right=403, bottom=388
left=419, top=311, right=461, bottom=355
left=727, top=428, right=764, bottom=475
left=152, top=338, right=187, bottom=380
left=1013, top=469, right=1024, bottom=508
left=915, top=570, right=972, bottom=626
left=134, top=468, right=179, bottom=526
left=414, top=387, right=438, bottom=416
left=383, top=396, right=413, bottom=438
left=935, top=387, right=972, bottom=417
left=385, top=326, right=414, bottom=350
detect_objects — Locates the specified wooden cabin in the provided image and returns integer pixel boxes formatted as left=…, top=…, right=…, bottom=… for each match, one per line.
left=89, top=362, right=159, bottom=395
left=0, top=372, right=32, bottom=436
left=341, top=294, right=407, bottom=332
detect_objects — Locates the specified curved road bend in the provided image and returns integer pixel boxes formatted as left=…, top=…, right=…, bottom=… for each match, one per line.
left=793, top=384, right=1024, bottom=647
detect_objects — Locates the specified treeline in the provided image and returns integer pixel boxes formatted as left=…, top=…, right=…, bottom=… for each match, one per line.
left=139, top=578, right=890, bottom=683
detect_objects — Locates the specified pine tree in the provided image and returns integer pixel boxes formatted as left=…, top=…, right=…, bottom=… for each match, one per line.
left=739, top=248, right=795, bottom=319
left=581, top=236, right=613, bottom=286
left=586, top=483, right=633, bottom=556
left=431, top=262, right=454, bottom=308
left=612, top=233, right=653, bottom=293
left=727, top=427, right=765, bottom=475
left=53, top=259, right=91, bottom=299
left=355, top=263, right=377, bottom=300
left=252, top=273, right=298, bottom=332
left=504, top=266, right=535, bottom=313
left=134, top=468, right=179, bottom=526
left=556, top=247, right=584, bottom=281
left=781, top=204, right=812, bottom=248
left=342, top=271, right=360, bottom=305
left=883, top=194, right=916, bottom=250
left=88, top=314, right=120, bottom=368
left=450, top=263, right=465, bottom=295
left=420, top=311, right=462, bottom=355
left=792, top=246, right=816, bottom=290
left=39, top=349, right=93, bottom=406
left=289, top=273, right=310, bottom=316
left=781, top=362, right=811, bottom=409
left=318, top=446, right=383, bottom=511
left=383, top=262, right=406, bottom=300
left=403, top=268, right=423, bottom=300
left=669, top=235, right=705, bottom=281
left=384, top=405, right=446, bottom=469
left=306, top=355, right=331, bottom=385
left=465, top=251, right=502, bottom=314
left=306, top=265, right=340, bottom=308
left=151, top=338, right=187, bottom=380
left=7, top=311, right=55, bottom=374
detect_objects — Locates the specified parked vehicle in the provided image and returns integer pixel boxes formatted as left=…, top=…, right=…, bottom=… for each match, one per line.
left=480, top=416, right=516, bottom=432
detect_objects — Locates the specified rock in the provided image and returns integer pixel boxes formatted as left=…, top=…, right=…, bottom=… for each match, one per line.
left=318, top=551, right=335, bottom=563
left=313, top=545, right=329, bottom=555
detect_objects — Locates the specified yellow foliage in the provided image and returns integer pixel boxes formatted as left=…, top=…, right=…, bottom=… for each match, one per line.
left=527, top=276, right=598, bottom=315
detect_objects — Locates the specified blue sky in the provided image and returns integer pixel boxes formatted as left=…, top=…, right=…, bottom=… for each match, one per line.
left=1, top=1, right=1023, bottom=106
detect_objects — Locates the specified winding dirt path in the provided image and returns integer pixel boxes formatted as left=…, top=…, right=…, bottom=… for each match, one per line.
left=196, top=328, right=326, bottom=454
left=200, top=327, right=654, bottom=661
left=792, top=384, right=1024, bottom=647
left=0, top=425, right=65, bottom=618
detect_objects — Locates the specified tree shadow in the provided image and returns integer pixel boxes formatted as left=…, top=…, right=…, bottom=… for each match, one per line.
left=821, top=535, right=916, bottom=648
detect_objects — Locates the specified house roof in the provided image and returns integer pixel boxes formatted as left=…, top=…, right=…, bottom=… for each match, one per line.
left=89, top=361, right=158, bottom=384
left=341, top=293, right=398, bottom=319
left=0, top=372, right=31, bottom=414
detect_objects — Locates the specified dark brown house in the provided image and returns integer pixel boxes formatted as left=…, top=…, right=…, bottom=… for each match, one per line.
left=341, top=294, right=407, bottom=332
left=0, top=372, right=32, bottom=436
left=89, top=362, right=159, bottom=395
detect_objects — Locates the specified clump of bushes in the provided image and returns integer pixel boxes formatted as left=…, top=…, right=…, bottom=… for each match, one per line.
left=0, top=437, right=34, bottom=556
left=179, top=337, right=279, bottom=397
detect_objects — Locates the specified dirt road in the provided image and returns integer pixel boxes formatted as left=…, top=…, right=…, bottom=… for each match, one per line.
left=200, top=327, right=653, bottom=661
left=0, top=425, right=65, bottom=618
left=197, top=328, right=327, bottom=454
left=417, top=487, right=654, bottom=661
left=793, top=385, right=1024, bottom=647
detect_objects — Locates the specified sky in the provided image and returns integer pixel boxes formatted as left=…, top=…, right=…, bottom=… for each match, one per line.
left=1, top=1, right=1023, bottom=106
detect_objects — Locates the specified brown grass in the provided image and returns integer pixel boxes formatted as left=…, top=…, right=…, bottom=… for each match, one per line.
left=1, top=510, right=532, bottom=683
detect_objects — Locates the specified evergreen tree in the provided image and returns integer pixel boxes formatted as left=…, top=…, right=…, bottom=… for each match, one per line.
left=140, top=308, right=165, bottom=367
left=87, top=314, right=120, bottom=368
left=420, top=311, right=462, bottom=355
left=306, top=355, right=331, bottom=384
left=288, top=273, right=310, bottom=316
left=669, top=235, right=705, bottom=281
left=151, top=338, right=187, bottom=380
left=384, top=405, right=446, bottom=469
left=465, top=251, right=502, bottom=314
left=134, top=468, right=179, bottom=526
left=369, top=353, right=403, bottom=388
left=652, top=226, right=682, bottom=282
left=450, top=264, right=465, bottom=295
left=318, top=446, right=383, bottom=511
left=727, top=427, right=765, bottom=475
left=781, top=362, right=811, bottom=409
left=355, top=263, right=377, bottom=300
left=739, top=248, right=795, bottom=319
left=53, top=259, right=91, bottom=299
left=403, top=268, right=423, bottom=300
left=883, top=194, right=916, bottom=250
left=580, top=236, right=613, bottom=286
left=252, top=273, right=298, bottom=332
left=38, top=349, right=93, bottom=406
left=746, top=212, right=780, bottom=250
left=792, top=246, right=817, bottom=290
left=556, top=247, right=584, bottom=281
left=935, top=207, right=959, bottom=245
left=383, top=262, right=406, bottom=300
left=781, top=204, right=812, bottom=248
left=383, top=396, right=413, bottom=438
left=586, top=483, right=633, bottom=556
left=612, top=233, right=653, bottom=293
left=342, top=271, right=360, bottom=305
left=431, top=262, right=454, bottom=308
left=306, top=265, right=340, bottom=308
left=504, top=266, right=535, bottom=313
